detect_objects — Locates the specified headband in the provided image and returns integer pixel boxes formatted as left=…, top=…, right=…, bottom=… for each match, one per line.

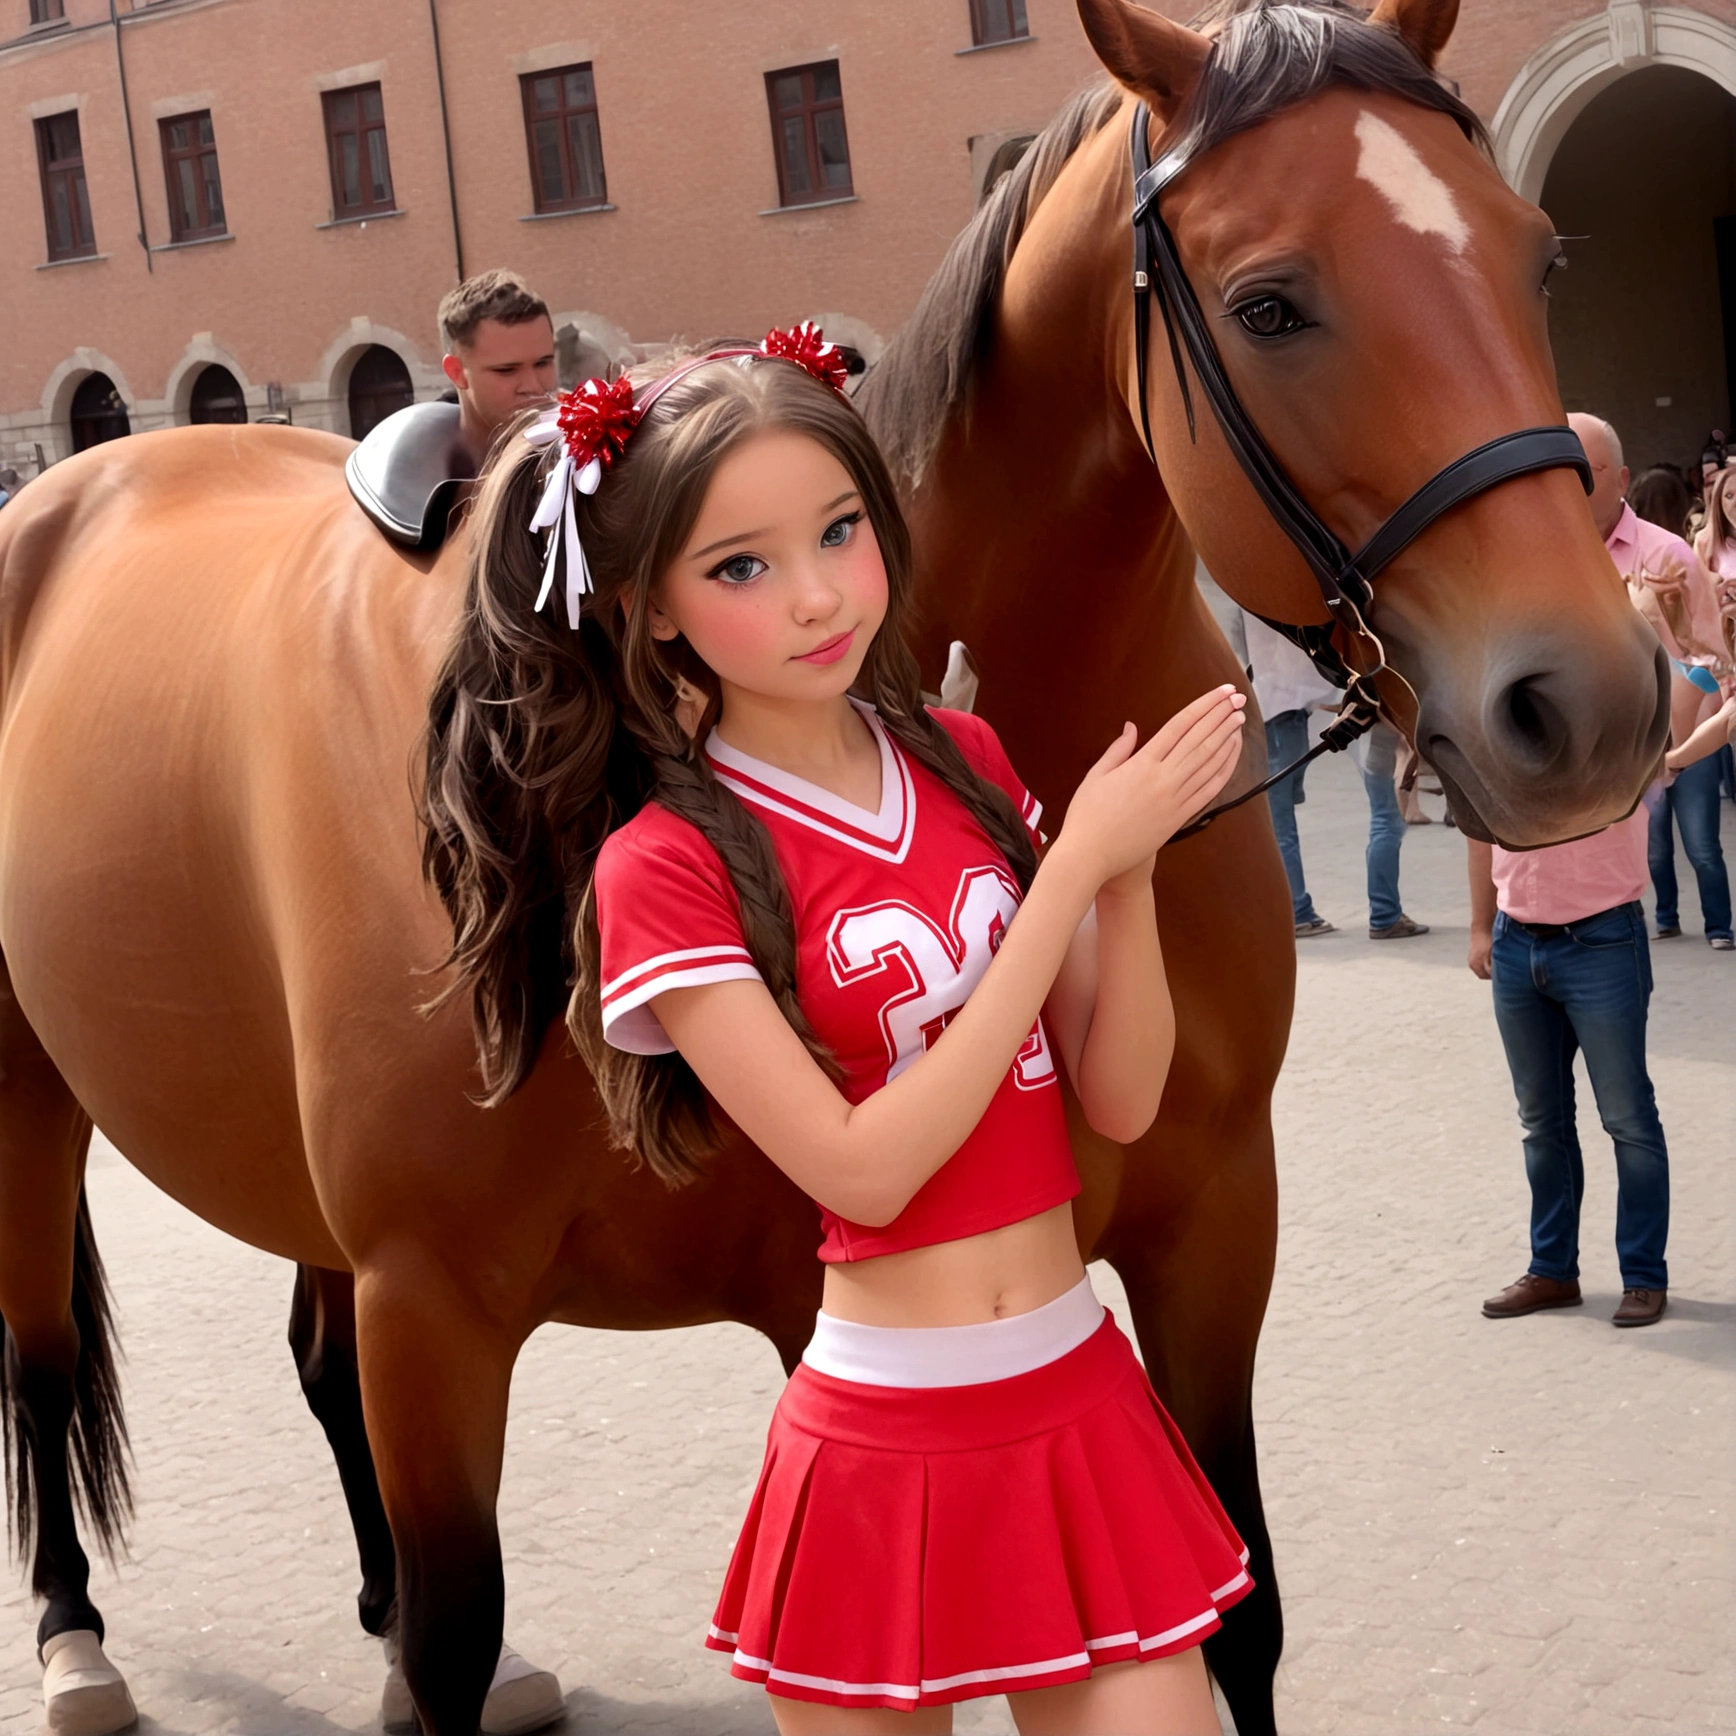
left=522, top=321, right=851, bottom=627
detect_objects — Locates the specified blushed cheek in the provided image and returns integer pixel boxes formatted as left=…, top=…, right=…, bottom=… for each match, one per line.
left=846, top=545, right=891, bottom=633
left=681, top=590, right=786, bottom=676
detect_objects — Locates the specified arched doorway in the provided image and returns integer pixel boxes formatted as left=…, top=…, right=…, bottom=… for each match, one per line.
left=69, top=373, right=130, bottom=452
left=1541, top=64, right=1736, bottom=472
left=347, top=345, right=413, bottom=440
left=189, top=363, right=247, bottom=425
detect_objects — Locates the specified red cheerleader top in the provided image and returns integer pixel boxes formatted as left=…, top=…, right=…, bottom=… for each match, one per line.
left=592, top=703, right=1080, bottom=1262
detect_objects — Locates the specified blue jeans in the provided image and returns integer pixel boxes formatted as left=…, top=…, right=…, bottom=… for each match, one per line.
left=1648, top=756, right=1732, bottom=939
left=1359, top=724, right=1406, bottom=928
left=1264, top=709, right=1319, bottom=924
left=1490, top=903, right=1669, bottom=1290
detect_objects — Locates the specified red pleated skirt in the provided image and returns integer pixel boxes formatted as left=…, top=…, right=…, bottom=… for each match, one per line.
left=706, top=1313, right=1251, bottom=1710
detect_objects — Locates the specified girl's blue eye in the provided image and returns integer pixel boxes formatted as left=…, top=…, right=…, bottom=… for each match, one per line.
left=713, top=553, right=767, bottom=585
left=820, top=511, right=863, bottom=549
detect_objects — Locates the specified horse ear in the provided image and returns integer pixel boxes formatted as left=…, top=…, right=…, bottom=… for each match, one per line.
left=1367, top=0, right=1461, bottom=69
left=1075, top=0, right=1212, bottom=122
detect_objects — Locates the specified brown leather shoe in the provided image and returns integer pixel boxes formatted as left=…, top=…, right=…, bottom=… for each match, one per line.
left=1482, top=1273, right=1583, bottom=1318
left=1613, top=1287, right=1667, bottom=1327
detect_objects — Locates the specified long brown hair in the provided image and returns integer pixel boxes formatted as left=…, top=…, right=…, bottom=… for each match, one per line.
left=1696, top=464, right=1736, bottom=576
left=420, top=354, right=1036, bottom=1183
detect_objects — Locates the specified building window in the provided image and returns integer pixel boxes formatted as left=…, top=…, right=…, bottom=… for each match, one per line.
left=160, top=111, right=227, bottom=242
left=35, top=111, right=95, bottom=262
left=766, top=62, right=853, bottom=207
left=520, top=64, right=608, bottom=213
left=322, top=83, right=395, bottom=220
left=189, top=364, right=247, bottom=425
left=347, top=346, right=413, bottom=440
left=29, top=2, right=66, bottom=25
left=70, top=374, right=129, bottom=452
left=970, top=1, right=1029, bottom=46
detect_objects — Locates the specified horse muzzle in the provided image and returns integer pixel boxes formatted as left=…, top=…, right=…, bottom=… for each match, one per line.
left=1412, top=635, right=1670, bottom=848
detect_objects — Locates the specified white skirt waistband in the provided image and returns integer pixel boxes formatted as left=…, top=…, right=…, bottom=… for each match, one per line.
left=802, top=1275, right=1104, bottom=1389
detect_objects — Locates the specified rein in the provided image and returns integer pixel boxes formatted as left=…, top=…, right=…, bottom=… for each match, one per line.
left=1127, top=101, right=1595, bottom=843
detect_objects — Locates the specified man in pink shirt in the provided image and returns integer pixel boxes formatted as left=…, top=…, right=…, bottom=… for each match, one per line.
left=1468, top=777, right=1670, bottom=1326
left=1466, top=416, right=1686, bottom=1328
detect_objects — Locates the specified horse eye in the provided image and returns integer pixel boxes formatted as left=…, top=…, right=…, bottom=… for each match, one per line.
left=1233, top=295, right=1307, bottom=339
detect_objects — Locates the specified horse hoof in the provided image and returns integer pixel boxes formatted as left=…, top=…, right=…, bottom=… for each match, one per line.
left=481, top=1645, right=564, bottom=1735
left=379, top=1638, right=563, bottom=1735
left=40, top=1630, right=138, bottom=1736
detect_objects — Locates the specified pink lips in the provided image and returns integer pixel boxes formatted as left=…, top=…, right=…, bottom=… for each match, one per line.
left=795, top=629, right=856, bottom=666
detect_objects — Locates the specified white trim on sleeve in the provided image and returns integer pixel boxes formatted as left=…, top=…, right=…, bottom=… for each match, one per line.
left=600, top=955, right=763, bottom=1054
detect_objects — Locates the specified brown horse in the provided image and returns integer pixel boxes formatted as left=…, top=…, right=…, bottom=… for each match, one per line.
left=0, top=3, right=1666, bottom=1733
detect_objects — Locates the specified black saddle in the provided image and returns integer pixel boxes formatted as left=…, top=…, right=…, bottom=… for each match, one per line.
left=344, top=401, right=475, bottom=551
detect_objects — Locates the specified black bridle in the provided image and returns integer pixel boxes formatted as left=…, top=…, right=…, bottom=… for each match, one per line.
left=1128, top=102, right=1596, bottom=841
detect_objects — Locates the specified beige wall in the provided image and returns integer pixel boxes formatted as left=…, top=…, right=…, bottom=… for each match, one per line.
left=1, top=0, right=1099, bottom=462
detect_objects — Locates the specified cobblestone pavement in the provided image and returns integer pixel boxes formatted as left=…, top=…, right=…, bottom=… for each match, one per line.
left=0, top=755, right=1729, bottom=1736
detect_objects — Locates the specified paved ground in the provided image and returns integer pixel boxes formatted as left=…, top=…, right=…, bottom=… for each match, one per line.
left=0, top=754, right=1729, bottom=1736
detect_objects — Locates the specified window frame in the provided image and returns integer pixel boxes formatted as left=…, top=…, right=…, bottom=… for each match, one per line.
left=159, top=109, right=227, bottom=243
left=321, top=82, right=396, bottom=221
left=29, top=2, right=67, bottom=26
left=519, top=63, right=609, bottom=215
left=969, top=0, right=1030, bottom=48
left=35, top=110, right=96, bottom=263
left=764, top=61, right=854, bottom=209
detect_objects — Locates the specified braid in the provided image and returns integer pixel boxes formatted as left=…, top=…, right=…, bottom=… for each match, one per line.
left=643, top=747, right=841, bottom=1076
left=568, top=697, right=842, bottom=1187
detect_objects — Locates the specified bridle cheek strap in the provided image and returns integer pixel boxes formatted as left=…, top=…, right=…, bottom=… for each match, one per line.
left=1128, top=101, right=1592, bottom=697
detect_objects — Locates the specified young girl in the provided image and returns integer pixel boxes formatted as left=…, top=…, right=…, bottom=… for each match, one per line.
left=424, top=330, right=1251, bottom=1734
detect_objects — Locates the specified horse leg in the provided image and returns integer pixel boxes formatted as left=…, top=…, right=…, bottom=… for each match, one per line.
left=288, top=1264, right=399, bottom=1636
left=353, top=1260, right=520, bottom=1736
left=1112, top=1163, right=1282, bottom=1736
left=289, top=1263, right=564, bottom=1735
left=0, top=961, right=136, bottom=1734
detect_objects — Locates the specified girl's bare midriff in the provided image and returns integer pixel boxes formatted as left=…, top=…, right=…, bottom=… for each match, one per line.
left=819, top=1201, right=1086, bottom=1329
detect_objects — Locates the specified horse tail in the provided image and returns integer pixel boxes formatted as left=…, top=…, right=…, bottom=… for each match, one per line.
left=1, top=1185, right=133, bottom=1565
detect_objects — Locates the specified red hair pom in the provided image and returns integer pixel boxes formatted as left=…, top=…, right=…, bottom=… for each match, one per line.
left=555, top=372, right=642, bottom=474
left=762, top=322, right=850, bottom=395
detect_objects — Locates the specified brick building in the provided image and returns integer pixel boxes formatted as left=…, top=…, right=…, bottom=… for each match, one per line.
left=0, top=0, right=1098, bottom=463
left=5, top=1, right=1736, bottom=475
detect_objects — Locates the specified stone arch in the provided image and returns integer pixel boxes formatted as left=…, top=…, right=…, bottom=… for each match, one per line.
left=1493, top=4, right=1736, bottom=203
left=315, top=318, right=435, bottom=405
left=300, top=319, right=440, bottom=437
left=38, top=351, right=139, bottom=464
left=163, top=338, right=255, bottom=425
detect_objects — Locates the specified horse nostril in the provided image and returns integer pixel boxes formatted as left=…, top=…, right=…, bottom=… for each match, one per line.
left=1496, top=673, right=1568, bottom=764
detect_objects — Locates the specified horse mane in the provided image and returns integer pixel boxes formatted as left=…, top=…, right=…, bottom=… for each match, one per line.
left=859, top=79, right=1123, bottom=486
left=861, top=1, right=1490, bottom=487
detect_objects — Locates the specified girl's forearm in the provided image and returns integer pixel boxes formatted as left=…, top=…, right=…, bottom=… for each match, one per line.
left=1072, top=880, right=1174, bottom=1142
left=829, top=843, right=1103, bottom=1222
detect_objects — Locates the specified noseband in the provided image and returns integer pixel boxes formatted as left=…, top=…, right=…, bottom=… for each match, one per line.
left=1129, top=102, right=1594, bottom=839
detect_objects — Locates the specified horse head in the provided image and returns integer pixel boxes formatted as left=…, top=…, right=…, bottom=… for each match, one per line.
left=1076, top=0, right=1668, bottom=847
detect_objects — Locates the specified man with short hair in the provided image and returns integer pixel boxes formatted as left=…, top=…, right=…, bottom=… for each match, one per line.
left=0, top=467, right=18, bottom=509
left=437, top=269, right=557, bottom=464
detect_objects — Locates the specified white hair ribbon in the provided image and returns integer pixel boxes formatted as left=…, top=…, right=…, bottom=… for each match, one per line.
left=523, top=415, right=604, bottom=629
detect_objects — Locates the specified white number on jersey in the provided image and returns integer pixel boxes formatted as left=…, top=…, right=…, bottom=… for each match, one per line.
left=825, top=865, right=1055, bottom=1089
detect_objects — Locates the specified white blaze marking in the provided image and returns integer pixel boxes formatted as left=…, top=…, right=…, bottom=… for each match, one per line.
left=1354, top=110, right=1469, bottom=253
